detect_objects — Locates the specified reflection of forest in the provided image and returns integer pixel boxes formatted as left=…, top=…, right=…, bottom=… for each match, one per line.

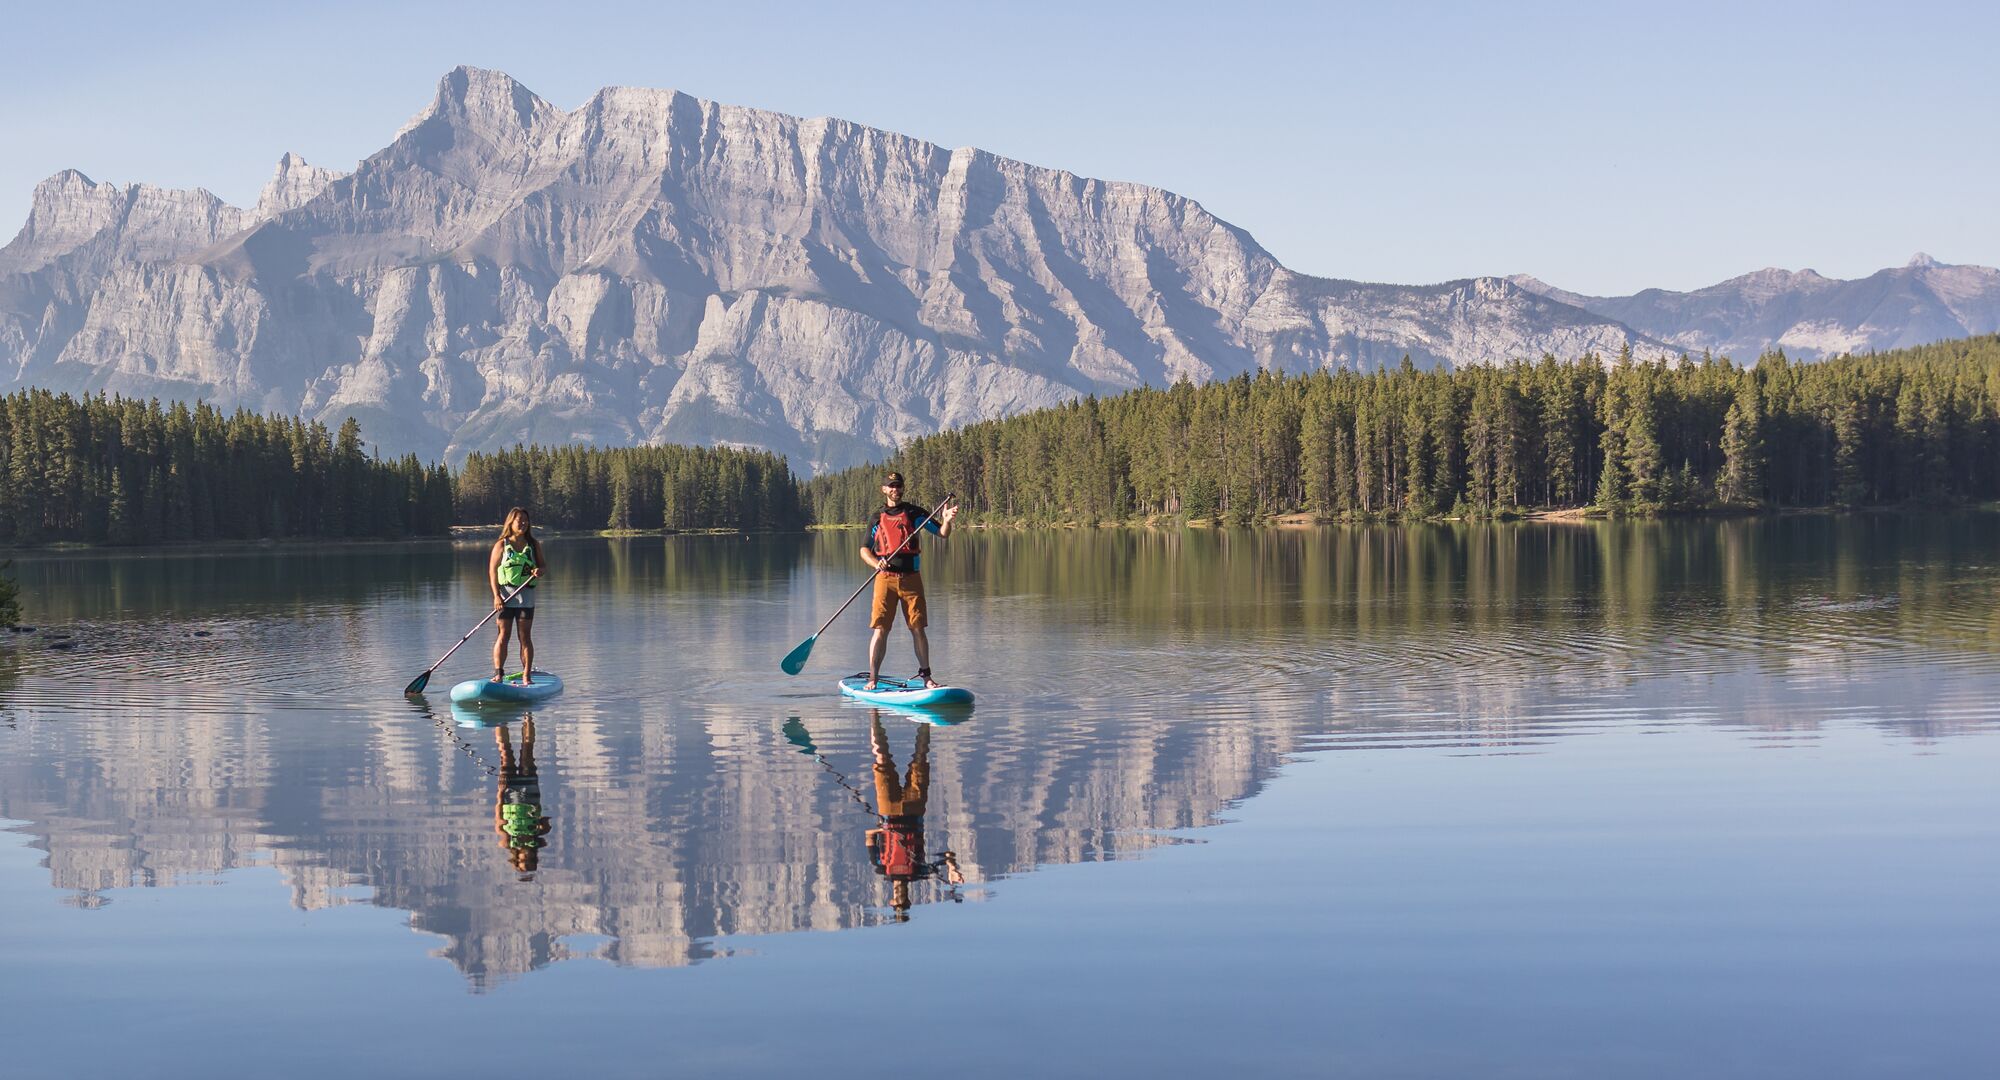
left=1, top=516, right=1995, bottom=986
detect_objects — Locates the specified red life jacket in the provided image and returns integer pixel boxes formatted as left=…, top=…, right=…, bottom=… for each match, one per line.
left=880, top=822, right=923, bottom=878
left=874, top=506, right=921, bottom=568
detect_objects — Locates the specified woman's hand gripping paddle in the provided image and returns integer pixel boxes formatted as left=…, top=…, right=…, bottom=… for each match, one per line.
left=780, top=494, right=955, bottom=675
left=404, top=579, right=533, bottom=694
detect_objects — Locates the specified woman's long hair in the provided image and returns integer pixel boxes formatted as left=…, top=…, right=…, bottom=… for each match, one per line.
left=499, top=507, right=533, bottom=544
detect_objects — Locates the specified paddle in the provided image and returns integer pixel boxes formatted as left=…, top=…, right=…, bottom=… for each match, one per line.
left=781, top=493, right=955, bottom=676
left=404, top=578, right=534, bottom=694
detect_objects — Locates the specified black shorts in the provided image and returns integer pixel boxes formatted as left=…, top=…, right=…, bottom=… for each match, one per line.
left=498, top=606, right=535, bottom=623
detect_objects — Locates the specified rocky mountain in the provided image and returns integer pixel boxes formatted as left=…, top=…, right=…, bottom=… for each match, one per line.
left=1509, top=254, right=2000, bottom=362
left=0, top=67, right=1669, bottom=470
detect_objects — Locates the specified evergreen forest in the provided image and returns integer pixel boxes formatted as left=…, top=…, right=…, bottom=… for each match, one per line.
left=809, top=337, right=2000, bottom=525
left=5, top=336, right=1997, bottom=546
left=0, top=391, right=454, bottom=545
left=0, top=391, right=810, bottom=545
left=455, top=443, right=808, bottom=531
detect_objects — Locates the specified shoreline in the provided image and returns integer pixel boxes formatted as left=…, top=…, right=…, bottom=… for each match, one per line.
left=4, top=503, right=1993, bottom=557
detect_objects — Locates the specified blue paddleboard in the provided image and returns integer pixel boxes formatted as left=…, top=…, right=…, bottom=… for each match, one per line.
left=450, top=670, right=564, bottom=705
left=838, top=674, right=974, bottom=708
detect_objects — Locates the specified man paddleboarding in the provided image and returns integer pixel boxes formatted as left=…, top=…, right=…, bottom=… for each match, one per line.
left=865, top=712, right=962, bottom=919
left=490, top=507, right=547, bottom=685
left=861, top=472, right=958, bottom=690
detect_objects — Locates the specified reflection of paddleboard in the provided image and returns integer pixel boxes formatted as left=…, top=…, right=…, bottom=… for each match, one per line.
left=870, top=700, right=975, bottom=726
left=838, top=674, right=974, bottom=708
left=451, top=670, right=564, bottom=705
left=449, top=702, right=535, bottom=728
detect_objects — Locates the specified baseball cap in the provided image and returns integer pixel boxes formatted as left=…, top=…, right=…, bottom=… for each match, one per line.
left=883, top=471, right=905, bottom=487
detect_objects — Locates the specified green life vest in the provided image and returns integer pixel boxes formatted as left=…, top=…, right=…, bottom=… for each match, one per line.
left=502, top=802, right=542, bottom=837
left=498, top=541, right=537, bottom=588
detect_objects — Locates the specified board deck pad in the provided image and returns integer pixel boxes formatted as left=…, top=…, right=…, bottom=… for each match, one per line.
left=837, top=674, right=974, bottom=707
left=450, top=670, right=565, bottom=705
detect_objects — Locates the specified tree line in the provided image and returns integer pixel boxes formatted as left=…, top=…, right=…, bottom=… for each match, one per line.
left=0, top=390, right=454, bottom=545
left=8, top=336, right=1997, bottom=546
left=0, top=391, right=813, bottom=545
left=455, top=443, right=808, bottom=532
left=808, top=337, right=2000, bottom=525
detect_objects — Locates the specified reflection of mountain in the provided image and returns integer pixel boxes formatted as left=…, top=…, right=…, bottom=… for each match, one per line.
left=2, top=517, right=1996, bottom=986
left=0, top=692, right=1302, bottom=987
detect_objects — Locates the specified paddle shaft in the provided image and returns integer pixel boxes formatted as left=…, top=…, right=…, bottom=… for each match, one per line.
left=421, top=578, right=533, bottom=677
left=809, top=493, right=956, bottom=640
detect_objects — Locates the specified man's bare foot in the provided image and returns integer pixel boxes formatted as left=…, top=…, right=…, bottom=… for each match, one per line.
left=864, top=675, right=879, bottom=691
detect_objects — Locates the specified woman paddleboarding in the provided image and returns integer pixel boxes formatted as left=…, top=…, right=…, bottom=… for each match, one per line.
left=490, top=507, right=547, bottom=685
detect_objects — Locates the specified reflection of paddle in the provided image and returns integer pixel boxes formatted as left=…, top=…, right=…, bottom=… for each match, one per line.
left=405, top=580, right=533, bottom=694
left=781, top=494, right=954, bottom=676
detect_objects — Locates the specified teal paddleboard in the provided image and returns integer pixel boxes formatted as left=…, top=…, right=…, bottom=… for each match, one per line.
left=838, top=674, right=974, bottom=708
left=451, top=670, right=564, bottom=705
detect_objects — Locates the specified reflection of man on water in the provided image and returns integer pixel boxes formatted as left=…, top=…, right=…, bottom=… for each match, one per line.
left=493, top=718, right=551, bottom=876
left=866, top=714, right=962, bottom=919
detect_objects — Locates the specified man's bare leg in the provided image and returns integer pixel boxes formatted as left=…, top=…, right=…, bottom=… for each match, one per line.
left=911, top=626, right=935, bottom=687
left=866, top=628, right=890, bottom=690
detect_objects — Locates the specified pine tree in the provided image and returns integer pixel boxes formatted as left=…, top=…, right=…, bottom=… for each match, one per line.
left=1717, top=381, right=1765, bottom=506
left=106, top=466, right=135, bottom=544
left=1833, top=399, right=1868, bottom=505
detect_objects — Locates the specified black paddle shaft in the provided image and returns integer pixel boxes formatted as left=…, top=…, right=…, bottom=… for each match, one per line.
left=808, top=493, right=956, bottom=640
left=406, top=578, right=534, bottom=691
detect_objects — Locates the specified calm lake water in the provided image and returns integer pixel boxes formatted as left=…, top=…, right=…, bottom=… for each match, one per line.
left=2, top=517, right=1998, bottom=1078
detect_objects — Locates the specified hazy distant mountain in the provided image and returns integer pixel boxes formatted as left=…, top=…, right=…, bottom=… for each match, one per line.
left=0, top=67, right=1665, bottom=470
left=1509, top=254, right=2000, bottom=361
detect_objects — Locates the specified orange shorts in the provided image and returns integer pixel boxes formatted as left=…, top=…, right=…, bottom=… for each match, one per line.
left=869, top=572, right=928, bottom=630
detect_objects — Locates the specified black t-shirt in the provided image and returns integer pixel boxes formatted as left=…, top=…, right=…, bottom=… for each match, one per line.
left=865, top=502, right=934, bottom=573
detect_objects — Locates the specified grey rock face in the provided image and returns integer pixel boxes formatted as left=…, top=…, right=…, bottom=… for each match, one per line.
left=1510, top=253, right=2000, bottom=361
left=2, top=67, right=1670, bottom=469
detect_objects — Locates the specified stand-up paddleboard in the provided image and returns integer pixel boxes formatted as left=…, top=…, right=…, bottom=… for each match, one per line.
left=451, top=670, right=564, bottom=705
left=838, top=674, right=974, bottom=708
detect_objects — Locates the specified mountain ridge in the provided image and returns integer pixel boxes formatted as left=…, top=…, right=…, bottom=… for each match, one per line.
left=1509, top=254, right=2000, bottom=361
left=0, top=66, right=1927, bottom=471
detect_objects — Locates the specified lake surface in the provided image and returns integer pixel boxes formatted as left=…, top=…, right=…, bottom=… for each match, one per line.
left=3, top=517, right=1998, bottom=1078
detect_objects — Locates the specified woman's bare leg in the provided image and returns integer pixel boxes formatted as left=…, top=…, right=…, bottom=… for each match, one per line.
left=518, top=614, right=535, bottom=683
left=493, top=619, right=513, bottom=680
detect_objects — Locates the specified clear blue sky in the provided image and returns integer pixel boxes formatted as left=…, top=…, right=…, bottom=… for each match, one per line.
left=3, top=0, right=1992, bottom=294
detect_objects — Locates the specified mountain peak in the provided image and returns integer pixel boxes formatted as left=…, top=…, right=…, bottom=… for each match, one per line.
left=1907, top=252, right=1939, bottom=269
left=435, top=65, right=553, bottom=127
left=254, top=152, right=345, bottom=219
left=1, top=169, right=246, bottom=274
left=393, top=66, right=558, bottom=147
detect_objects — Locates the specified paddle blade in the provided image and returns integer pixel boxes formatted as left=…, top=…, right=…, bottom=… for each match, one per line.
left=404, top=670, right=432, bottom=695
left=780, top=634, right=817, bottom=675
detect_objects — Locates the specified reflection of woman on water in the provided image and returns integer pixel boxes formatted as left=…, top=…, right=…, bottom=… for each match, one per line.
left=866, top=714, right=962, bottom=918
left=489, top=507, right=546, bottom=685
left=494, top=718, right=551, bottom=875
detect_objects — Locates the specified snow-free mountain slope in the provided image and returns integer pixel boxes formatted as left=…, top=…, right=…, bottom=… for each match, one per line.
left=0, top=67, right=1676, bottom=468
left=1509, top=254, right=2000, bottom=361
